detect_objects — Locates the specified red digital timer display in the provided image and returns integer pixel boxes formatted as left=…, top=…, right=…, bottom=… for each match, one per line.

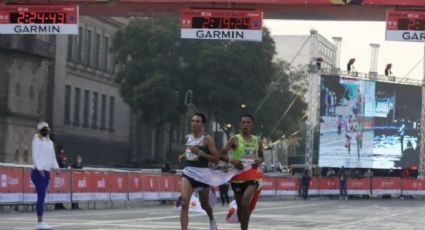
left=192, top=17, right=254, bottom=29
left=10, top=12, right=66, bottom=24
left=0, top=5, right=78, bottom=24
left=181, top=9, right=262, bottom=30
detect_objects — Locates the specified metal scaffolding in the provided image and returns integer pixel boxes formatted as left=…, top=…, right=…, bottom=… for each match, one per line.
left=420, top=46, right=425, bottom=178
left=307, top=42, right=425, bottom=177
left=305, top=30, right=319, bottom=172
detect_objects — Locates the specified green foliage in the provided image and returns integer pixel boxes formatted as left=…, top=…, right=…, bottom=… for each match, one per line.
left=112, top=18, right=185, bottom=123
left=112, top=18, right=306, bottom=140
left=255, top=60, right=307, bottom=140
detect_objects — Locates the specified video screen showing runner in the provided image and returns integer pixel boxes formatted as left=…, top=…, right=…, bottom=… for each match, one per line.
left=318, top=75, right=421, bottom=169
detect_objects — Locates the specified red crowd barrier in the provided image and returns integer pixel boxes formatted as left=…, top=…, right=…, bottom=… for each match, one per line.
left=128, top=172, right=144, bottom=200
left=0, top=166, right=24, bottom=203
left=159, top=174, right=180, bottom=200
left=348, top=178, right=370, bottom=195
left=261, top=177, right=277, bottom=196
left=72, top=170, right=92, bottom=201
left=47, top=170, right=71, bottom=203
left=372, top=177, right=401, bottom=195
left=309, top=177, right=320, bottom=195
left=23, top=168, right=36, bottom=203
left=142, top=174, right=160, bottom=200
left=2, top=165, right=425, bottom=204
left=110, top=172, right=128, bottom=201
left=402, top=178, right=425, bottom=196
left=91, top=171, right=110, bottom=201
left=319, top=177, right=339, bottom=195
left=276, top=177, right=299, bottom=196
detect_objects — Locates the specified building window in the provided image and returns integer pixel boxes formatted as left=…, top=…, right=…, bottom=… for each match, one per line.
left=14, top=149, right=19, bottom=162
left=23, top=150, right=29, bottom=163
left=64, top=85, right=71, bottom=124
left=67, top=35, right=74, bottom=61
left=91, top=92, right=98, bottom=129
left=109, top=96, right=115, bottom=131
left=85, top=30, right=92, bottom=65
left=102, top=37, right=109, bottom=71
left=109, top=54, right=115, bottom=74
left=101, top=94, right=106, bottom=130
left=73, top=87, right=81, bottom=126
left=83, top=90, right=90, bottom=127
left=78, top=27, right=83, bottom=63
left=94, top=33, right=101, bottom=69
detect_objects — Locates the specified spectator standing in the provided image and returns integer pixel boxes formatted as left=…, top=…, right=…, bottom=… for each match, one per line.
left=56, top=148, right=68, bottom=169
left=71, top=155, right=83, bottom=210
left=338, top=167, right=348, bottom=200
left=301, top=170, right=311, bottom=200
left=31, top=122, right=59, bottom=230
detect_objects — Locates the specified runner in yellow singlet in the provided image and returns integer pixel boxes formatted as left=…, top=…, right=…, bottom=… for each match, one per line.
left=220, top=114, right=264, bottom=230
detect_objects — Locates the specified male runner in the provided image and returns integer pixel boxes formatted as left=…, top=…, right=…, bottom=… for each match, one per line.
left=220, top=114, right=264, bottom=230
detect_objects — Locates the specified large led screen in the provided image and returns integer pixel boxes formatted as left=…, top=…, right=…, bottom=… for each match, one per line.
left=319, top=75, right=421, bottom=169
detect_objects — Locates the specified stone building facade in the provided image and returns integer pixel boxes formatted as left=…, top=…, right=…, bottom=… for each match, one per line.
left=0, top=17, right=132, bottom=166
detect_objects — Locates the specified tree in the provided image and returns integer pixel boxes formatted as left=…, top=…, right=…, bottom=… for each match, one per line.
left=112, top=18, right=186, bottom=162
left=112, top=18, right=307, bottom=164
left=255, top=60, right=307, bottom=141
left=180, top=29, right=277, bottom=132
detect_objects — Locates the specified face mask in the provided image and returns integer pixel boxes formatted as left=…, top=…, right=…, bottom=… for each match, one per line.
left=39, top=128, right=49, bottom=137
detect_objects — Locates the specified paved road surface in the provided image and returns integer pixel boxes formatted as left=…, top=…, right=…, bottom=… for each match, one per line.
left=1, top=199, right=425, bottom=230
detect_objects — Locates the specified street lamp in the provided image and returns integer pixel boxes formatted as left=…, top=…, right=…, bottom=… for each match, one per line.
left=241, top=104, right=246, bottom=109
left=224, top=123, right=233, bottom=139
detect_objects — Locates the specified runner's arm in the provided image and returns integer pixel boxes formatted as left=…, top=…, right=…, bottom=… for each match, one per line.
left=197, top=135, right=219, bottom=163
left=220, top=137, right=243, bottom=170
left=252, top=140, right=264, bottom=169
left=178, top=153, right=186, bottom=163
left=178, top=135, right=189, bottom=162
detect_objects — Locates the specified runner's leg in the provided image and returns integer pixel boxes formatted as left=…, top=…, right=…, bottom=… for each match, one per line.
left=198, top=186, right=214, bottom=221
left=180, top=177, right=194, bottom=230
left=240, top=184, right=257, bottom=230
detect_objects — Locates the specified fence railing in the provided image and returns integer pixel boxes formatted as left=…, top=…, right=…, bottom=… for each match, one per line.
left=1, top=165, right=424, bottom=204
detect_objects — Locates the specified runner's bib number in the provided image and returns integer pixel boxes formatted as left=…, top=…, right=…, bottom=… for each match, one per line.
left=241, top=149, right=256, bottom=164
left=185, top=146, right=198, bottom=161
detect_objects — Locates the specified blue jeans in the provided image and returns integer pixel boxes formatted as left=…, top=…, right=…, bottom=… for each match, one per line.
left=31, top=169, right=50, bottom=216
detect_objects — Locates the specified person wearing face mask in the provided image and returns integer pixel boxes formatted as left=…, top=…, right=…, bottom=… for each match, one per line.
left=31, top=121, right=59, bottom=230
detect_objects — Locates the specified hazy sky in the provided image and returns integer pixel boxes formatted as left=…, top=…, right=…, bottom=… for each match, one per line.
left=264, top=20, right=425, bottom=81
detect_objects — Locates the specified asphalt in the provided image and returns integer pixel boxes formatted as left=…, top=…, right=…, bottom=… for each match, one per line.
left=1, top=198, right=425, bottom=230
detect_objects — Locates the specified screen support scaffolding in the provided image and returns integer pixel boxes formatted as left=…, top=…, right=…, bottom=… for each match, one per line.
left=305, top=30, right=319, bottom=173
left=419, top=45, right=425, bottom=178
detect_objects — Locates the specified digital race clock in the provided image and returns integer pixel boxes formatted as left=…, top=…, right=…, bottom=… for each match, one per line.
left=386, top=10, right=425, bottom=42
left=191, top=17, right=254, bottom=30
left=181, top=9, right=263, bottom=42
left=9, top=12, right=67, bottom=24
left=0, top=5, right=78, bottom=35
